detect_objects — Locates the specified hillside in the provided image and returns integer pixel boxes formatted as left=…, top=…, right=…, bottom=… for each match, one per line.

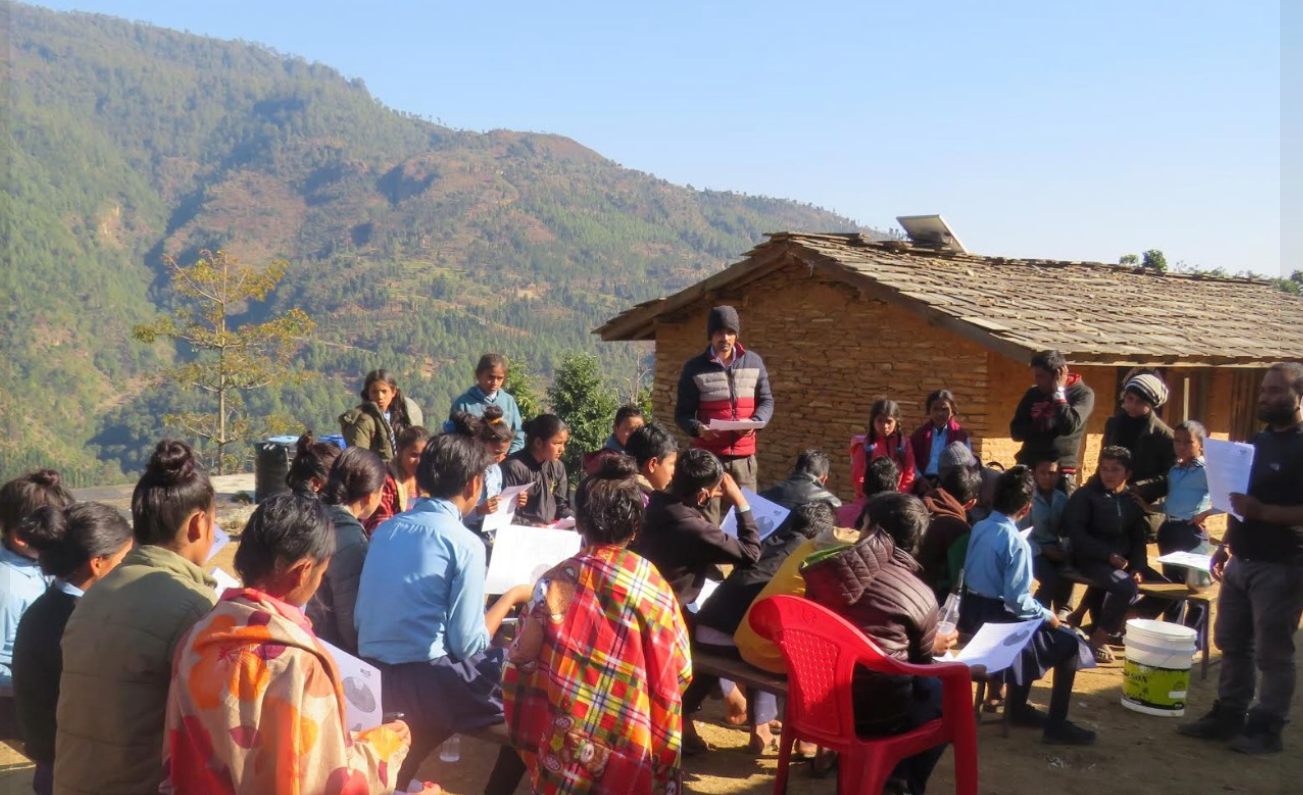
left=0, top=2, right=876, bottom=485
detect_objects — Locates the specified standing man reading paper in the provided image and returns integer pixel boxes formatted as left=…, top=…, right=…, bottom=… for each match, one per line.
left=675, top=305, right=774, bottom=522
left=1179, top=363, right=1303, bottom=755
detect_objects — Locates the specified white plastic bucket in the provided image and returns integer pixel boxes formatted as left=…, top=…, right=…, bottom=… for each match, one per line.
left=1121, top=619, right=1198, bottom=717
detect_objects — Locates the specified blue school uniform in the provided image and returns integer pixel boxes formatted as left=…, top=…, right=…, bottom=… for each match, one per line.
left=0, top=546, right=47, bottom=695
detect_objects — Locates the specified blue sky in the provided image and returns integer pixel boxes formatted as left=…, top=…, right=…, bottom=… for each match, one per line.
left=28, top=0, right=1286, bottom=274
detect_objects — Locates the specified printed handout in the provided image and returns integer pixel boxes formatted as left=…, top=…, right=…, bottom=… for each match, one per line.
left=206, top=523, right=231, bottom=563
left=1154, top=550, right=1213, bottom=573
left=705, top=418, right=768, bottom=432
left=1204, top=438, right=1255, bottom=520
left=210, top=567, right=240, bottom=594
left=721, top=489, right=791, bottom=540
left=484, top=524, right=582, bottom=594
left=943, top=618, right=1042, bottom=674
left=318, top=639, right=383, bottom=731
left=481, top=483, right=533, bottom=533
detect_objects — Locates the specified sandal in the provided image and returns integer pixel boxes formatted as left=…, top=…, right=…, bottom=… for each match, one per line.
left=747, top=735, right=780, bottom=755
left=810, top=749, right=838, bottom=778
left=1093, top=645, right=1117, bottom=665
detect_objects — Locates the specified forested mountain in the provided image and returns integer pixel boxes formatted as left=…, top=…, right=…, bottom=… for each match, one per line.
left=0, top=1, right=875, bottom=485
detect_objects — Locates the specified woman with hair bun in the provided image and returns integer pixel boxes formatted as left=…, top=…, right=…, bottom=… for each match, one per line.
left=285, top=432, right=343, bottom=497
left=306, top=447, right=388, bottom=654
left=339, top=369, right=425, bottom=462
left=504, top=455, right=692, bottom=795
left=0, top=468, right=74, bottom=736
left=501, top=414, right=573, bottom=526
left=56, top=440, right=220, bottom=795
left=13, top=502, right=132, bottom=795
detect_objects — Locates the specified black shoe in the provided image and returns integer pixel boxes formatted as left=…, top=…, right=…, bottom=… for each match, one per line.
left=1007, top=704, right=1048, bottom=729
left=1177, top=701, right=1247, bottom=742
left=1228, top=713, right=1285, bottom=755
left=1044, top=720, right=1097, bottom=746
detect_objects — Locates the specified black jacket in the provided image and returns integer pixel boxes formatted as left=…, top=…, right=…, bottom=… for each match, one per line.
left=631, top=491, right=761, bottom=606
left=760, top=473, right=842, bottom=511
left=1102, top=412, right=1176, bottom=504
left=1010, top=376, right=1096, bottom=470
left=1066, top=479, right=1149, bottom=570
left=13, top=587, right=76, bottom=763
left=305, top=504, right=369, bottom=655
left=695, top=525, right=811, bottom=634
left=501, top=451, right=572, bottom=526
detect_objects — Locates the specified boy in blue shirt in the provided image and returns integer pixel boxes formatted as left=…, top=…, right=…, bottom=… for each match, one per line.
left=961, top=466, right=1095, bottom=745
left=355, top=433, right=532, bottom=791
left=1018, top=456, right=1072, bottom=616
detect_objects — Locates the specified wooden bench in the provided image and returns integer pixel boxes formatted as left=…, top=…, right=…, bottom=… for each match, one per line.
left=693, top=651, right=789, bottom=698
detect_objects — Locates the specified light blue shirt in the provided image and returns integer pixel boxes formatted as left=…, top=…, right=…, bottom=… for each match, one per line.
left=1165, top=458, right=1214, bottom=522
left=964, top=511, right=1054, bottom=623
left=1017, top=489, right=1069, bottom=556
left=451, top=386, right=526, bottom=453
left=355, top=497, right=490, bottom=664
left=0, top=546, right=48, bottom=694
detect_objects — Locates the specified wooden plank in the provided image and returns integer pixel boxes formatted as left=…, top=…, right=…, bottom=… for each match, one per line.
left=694, top=652, right=788, bottom=696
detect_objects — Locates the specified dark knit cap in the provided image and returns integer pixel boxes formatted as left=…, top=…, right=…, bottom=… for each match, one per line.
left=707, top=305, right=740, bottom=336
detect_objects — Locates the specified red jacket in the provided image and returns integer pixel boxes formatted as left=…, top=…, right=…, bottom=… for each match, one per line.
left=674, top=344, right=774, bottom=458
left=849, top=433, right=916, bottom=497
left=909, top=419, right=971, bottom=479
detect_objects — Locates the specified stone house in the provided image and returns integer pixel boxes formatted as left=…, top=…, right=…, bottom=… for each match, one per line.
left=595, top=232, right=1303, bottom=500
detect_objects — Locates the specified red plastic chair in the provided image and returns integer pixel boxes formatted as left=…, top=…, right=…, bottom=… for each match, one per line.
left=749, top=595, right=978, bottom=795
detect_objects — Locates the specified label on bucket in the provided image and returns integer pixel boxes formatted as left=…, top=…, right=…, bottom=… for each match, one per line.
left=1123, top=659, right=1190, bottom=713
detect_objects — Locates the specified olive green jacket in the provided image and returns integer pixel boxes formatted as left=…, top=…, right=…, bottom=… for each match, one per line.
left=55, top=546, right=215, bottom=795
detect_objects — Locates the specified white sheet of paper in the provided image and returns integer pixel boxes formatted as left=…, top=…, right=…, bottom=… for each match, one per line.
left=205, top=524, right=230, bottom=563
left=1154, top=551, right=1214, bottom=573
left=721, top=490, right=790, bottom=540
left=318, top=639, right=383, bottom=732
left=1019, top=526, right=1034, bottom=541
left=706, top=418, right=768, bottom=432
left=210, top=567, right=240, bottom=594
left=949, top=618, right=1042, bottom=673
left=687, top=578, right=722, bottom=614
left=1204, top=438, right=1256, bottom=520
left=481, top=484, right=533, bottom=533
left=484, top=524, right=582, bottom=594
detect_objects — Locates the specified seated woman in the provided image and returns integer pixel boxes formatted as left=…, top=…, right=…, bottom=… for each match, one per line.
left=501, top=414, right=574, bottom=526
left=693, top=502, right=834, bottom=754
left=285, top=433, right=342, bottom=498
left=961, top=466, right=1096, bottom=745
left=307, top=447, right=388, bottom=655
left=909, top=389, right=972, bottom=491
left=801, top=493, right=956, bottom=794
left=1066, top=446, right=1150, bottom=660
left=850, top=398, right=916, bottom=497
left=162, top=494, right=432, bottom=794
left=504, top=456, right=691, bottom=795
left=355, top=433, right=533, bottom=792
left=582, top=404, right=646, bottom=475
left=339, top=369, right=424, bottom=462
left=13, top=502, right=132, bottom=795
left=448, top=408, right=513, bottom=543
left=366, top=426, right=430, bottom=534
left=0, top=469, right=75, bottom=738
left=57, top=441, right=219, bottom=795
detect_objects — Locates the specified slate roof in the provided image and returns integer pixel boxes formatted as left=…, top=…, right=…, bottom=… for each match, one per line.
left=595, top=232, right=1301, bottom=366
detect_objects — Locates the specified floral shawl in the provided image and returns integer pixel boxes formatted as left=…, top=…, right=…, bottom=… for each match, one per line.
left=161, top=588, right=407, bottom=795
left=504, top=546, right=692, bottom=795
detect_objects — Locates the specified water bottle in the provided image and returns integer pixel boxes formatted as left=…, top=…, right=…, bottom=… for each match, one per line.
left=937, top=569, right=964, bottom=637
left=439, top=734, right=461, bottom=763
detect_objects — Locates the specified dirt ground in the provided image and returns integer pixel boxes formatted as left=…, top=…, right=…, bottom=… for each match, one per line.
left=4, top=498, right=1300, bottom=794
